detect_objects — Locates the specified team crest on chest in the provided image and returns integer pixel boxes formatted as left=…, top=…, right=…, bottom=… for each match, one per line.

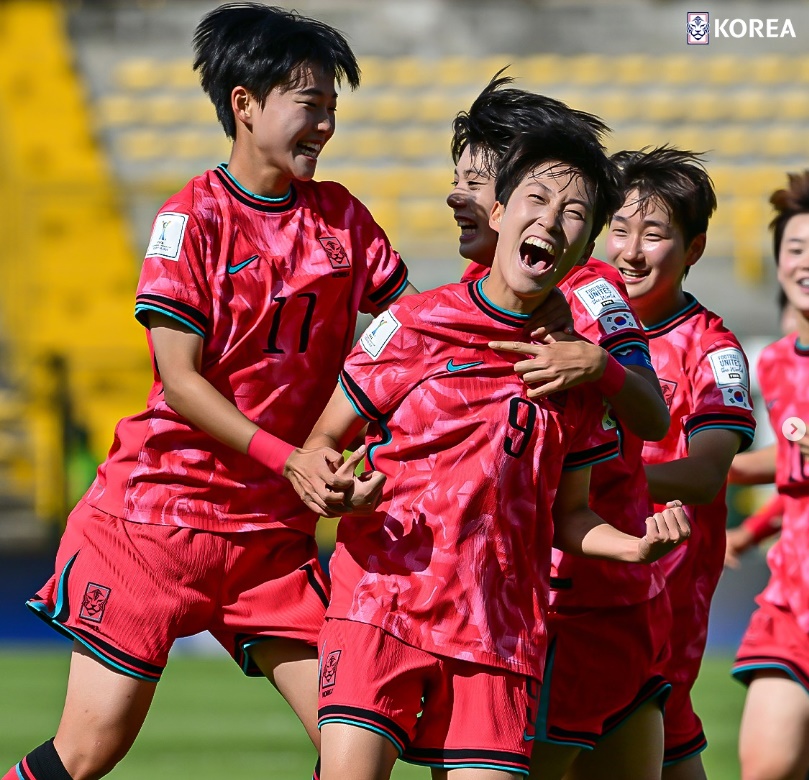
left=318, top=236, right=351, bottom=271
left=80, top=582, right=111, bottom=624
left=660, top=379, right=678, bottom=408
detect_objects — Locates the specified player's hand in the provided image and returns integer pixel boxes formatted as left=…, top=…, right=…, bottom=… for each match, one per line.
left=328, top=446, right=386, bottom=516
left=527, top=287, right=574, bottom=340
left=284, top=446, right=355, bottom=516
left=489, top=335, right=605, bottom=398
left=724, top=525, right=756, bottom=569
left=637, top=500, right=691, bottom=563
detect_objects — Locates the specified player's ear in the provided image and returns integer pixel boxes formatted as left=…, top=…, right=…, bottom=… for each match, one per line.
left=232, top=86, right=253, bottom=129
left=489, top=201, right=504, bottom=233
left=685, top=232, right=706, bottom=267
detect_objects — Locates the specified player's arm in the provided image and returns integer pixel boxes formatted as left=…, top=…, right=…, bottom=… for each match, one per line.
left=645, top=428, right=743, bottom=505
left=385, top=281, right=419, bottom=302
left=287, top=385, right=386, bottom=516
left=489, top=336, right=669, bottom=441
left=148, top=313, right=354, bottom=501
left=728, top=443, right=777, bottom=485
left=552, top=466, right=689, bottom=562
left=725, top=494, right=783, bottom=568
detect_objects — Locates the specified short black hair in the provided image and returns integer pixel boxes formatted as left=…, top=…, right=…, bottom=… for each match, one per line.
left=495, top=127, right=620, bottom=244
left=769, top=170, right=809, bottom=264
left=610, top=146, right=717, bottom=247
left=451, top=69, right=610, bottom=176
left=193, top=3, right=360, bottom=139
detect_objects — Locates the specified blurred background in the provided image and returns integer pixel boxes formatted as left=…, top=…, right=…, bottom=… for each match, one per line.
left=0, top=0, right=805, bottom=773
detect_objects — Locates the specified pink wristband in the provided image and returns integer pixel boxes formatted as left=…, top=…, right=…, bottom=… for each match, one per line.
left=595, top=354, right=627, bottom=397
left=247, top=428, right=296, bottom=475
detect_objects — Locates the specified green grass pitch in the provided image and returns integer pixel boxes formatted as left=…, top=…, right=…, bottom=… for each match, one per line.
left=0, top=649, right=745, bottom=778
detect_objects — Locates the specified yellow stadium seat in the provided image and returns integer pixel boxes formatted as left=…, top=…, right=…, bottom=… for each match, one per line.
left=712, top=126, right=754, bottom=158
left=165, top=59, right=199, bottom=90
left=113, top=58, right=162, bottom=91
left=415, top=92, right=457, bottom=125
left=658, top=55, right=701, bottom=86
left=173, top=130, right=229, bottom=160
left=759, top=127, right=809, bottom=159
left=778, top=90, right=809, bottom=121
left=356, top=56, right=391, bottom=89
left=729, top=90, right=775, bottom=122
left=704, top=57, right=747, bottom=86
left=372, top=91, right=412, bottom=124
left=350, top=129, right=390, bottom=161
left=748, top=55, right=790, bottom=86
left=614, top=56, right=652, bottom=87
left=478, top=56, right=515, bottom=86
left=387, top=57, right=433, bottom=89
left=400, top=199, right=450, bottom=237
left=583, top=90, right=637, bottom=123
left=437, top=56, right=482, bottom=88
left=519, top=55, right=566, bottom=87
left=687, top=91, right=729, bottom=123
left=96, top=94, right=142, bottom=127
left=118, top=130, right=167, bottom=161
left=643, top=91, right=687, bottom=124
left=394, top=127, right=447, bottom=162
left=568, top=55, right=612, bottom=87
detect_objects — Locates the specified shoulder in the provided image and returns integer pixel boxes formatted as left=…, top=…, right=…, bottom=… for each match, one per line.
left=387, top=283, right=468, bottom=325
left=758, top=333, right=796, bottom=371
left=562, top=260, right=631, bottom=316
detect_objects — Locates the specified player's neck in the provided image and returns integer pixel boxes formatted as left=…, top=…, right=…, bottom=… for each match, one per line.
left=226, top=147, right=294, bottom=200
left=480, top=274, right=549, bottom=316
left=634, top=288, right=691, bottom=329
left=796, top=312, right=809, bottom=347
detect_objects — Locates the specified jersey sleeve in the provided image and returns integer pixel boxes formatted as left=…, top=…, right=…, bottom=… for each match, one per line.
left=561, top=387, right=621, bottom=471
left=568, top=275, right=653, bottom=371
left=352, top=198, right=410, bottom=315
left=338, top=306, right=425, bottom=421
left=134, top=208, right=211, bottom=337
left=683, top=339, right=757, bottom=452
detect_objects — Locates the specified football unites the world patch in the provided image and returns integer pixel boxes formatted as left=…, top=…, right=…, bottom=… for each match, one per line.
left=708, top=347, right=749, bottom=388
left=145, top=212, right=188, bottom=261
left=574, top=280, right=627, bottom=318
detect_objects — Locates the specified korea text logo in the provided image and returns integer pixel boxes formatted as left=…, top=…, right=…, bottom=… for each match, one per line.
left=687, top=12, right=795, bottom=43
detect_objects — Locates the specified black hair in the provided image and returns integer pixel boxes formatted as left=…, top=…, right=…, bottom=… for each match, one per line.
left=610, top=146, right=716, bottom=248
left=451, top=69, right=610, bottom=176
left=494, top=127, right=620, bottom=244
left=769, top=171, right=809, bottom=264
left=193, top=3, right=360, bottom=139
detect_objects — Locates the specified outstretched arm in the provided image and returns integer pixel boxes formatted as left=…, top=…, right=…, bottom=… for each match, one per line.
left=552, top=467, right=689, bottom=562
left=728, top=443, right=777, bottom=485
left=149, top=313, right=354, bottom=499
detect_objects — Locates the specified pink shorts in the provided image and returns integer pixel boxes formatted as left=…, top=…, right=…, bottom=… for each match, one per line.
left=537, top=591, right=671, bottom=749
left=27, top=501, right=328, bottom=681
left=661, top=574, right=717, bottom=764
left=318, top=618, right=538, bottom=775
left=732, top=600, right=809, bottom=693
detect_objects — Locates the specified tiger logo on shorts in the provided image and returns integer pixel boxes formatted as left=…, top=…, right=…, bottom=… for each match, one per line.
left=320, top=649, right=342, bottom=695
left=80, top=582, right=111, bottom=624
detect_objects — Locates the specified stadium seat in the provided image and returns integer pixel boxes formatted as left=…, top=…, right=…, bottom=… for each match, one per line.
left=520, top=54, right=566, bottom=87
left=705, top=57, right=747, bottom=86
left=113, top=58, right=162, bottom=91
left=748, top=55, right=790, bottom=86
left=778, top=90, right=809, bottom=121
left=730, top=90, right=776, bottom=123
left=568, top=55, right=612, bottom=87
left=614, top=55, right=651, bottom=87
left=96, top=94, right=142, bottom=127
left=658, top=55, right=701, bottom=86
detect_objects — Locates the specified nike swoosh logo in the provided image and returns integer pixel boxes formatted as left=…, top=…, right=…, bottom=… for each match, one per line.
left=227, top=254, right=259, bottom=274
left=446, top=359, right=484, bottom=373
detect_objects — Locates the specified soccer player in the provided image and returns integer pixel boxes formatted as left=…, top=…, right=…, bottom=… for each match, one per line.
left=605, top=147, right=756, bottom=780
left=286, top=127, right=690, bottom=780
left=447, top=76, right=673, bottom=780
left=731, top=171, right=809, bottom=780
left=3, top=5, right=416, bottom=780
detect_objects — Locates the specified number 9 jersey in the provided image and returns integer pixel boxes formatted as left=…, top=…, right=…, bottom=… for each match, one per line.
left=84, top=164, right=409, bottom=533
left=329, top=279, right=619, bottom=678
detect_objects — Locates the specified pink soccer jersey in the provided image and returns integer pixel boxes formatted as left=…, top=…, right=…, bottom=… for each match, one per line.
left=753, top=336, right=809, bottom=630
left=328, top=279, right=620, bottom=677
left=460, top=260, right=490, bottom=283
left=642, top=295, right=756, bottom=577
left=551, top=259, right=665, bottom=608
left=84, top=164, right=409, bottom=533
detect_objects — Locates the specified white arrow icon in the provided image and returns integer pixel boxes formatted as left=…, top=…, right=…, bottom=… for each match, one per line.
left=782, top=417, right=807, bottom=442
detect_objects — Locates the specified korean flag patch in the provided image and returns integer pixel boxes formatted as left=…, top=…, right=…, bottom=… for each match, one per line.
left=574, top=280, right=626, bottom=318
left=599, top=310, right=638, bottom=334
left=145, top=212, right=188, bottom=261
left=709, top=348, right=748, bottom=388
left=359, top=310, right=401, bottom=358
left=721, top=385, right=752, bottom=410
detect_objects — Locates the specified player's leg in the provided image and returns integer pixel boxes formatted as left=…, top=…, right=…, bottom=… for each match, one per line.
left=738, top=671, right=809, bottom=780
left=250, top=638, right=321, bottom=748
left=213, top=529, right=330, bottom=749
left=319, top=722, right=399, bottom=780
left=566, top=700, right=664, bottom=780
left=661, top=755, right=707, bottom=780
left=527, top=742, right=581, bottom=780
left=3, top=642, right=157, bottom=780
